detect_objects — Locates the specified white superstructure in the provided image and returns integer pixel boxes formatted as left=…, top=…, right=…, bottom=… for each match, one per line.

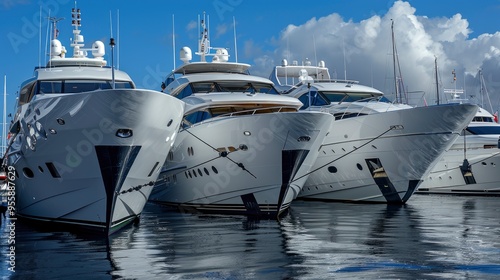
left=269, top=59, right=477, bottom=203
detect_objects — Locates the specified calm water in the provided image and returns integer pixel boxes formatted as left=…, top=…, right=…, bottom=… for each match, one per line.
left=2, top=194, right=500, bottom=279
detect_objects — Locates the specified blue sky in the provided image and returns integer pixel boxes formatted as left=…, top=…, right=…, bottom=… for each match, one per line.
left=1, top=0, right=500, bottom=126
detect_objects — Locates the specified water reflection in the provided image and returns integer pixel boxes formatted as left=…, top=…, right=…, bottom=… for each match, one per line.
left=1, top=196, right=500, bottom=279
left=281, top=196, right=500, bottom=279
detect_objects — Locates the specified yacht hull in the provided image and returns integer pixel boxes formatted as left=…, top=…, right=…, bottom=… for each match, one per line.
left=416, top=142, right=500, bottom=195
left=149, top=111, right=332, bottom=217
left=8, top=89, right=184, bottom=234
left=298, top=104, right=477, bottom=204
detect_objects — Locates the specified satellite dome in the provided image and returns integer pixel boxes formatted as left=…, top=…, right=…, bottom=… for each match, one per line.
left=180, top=47, right=192, bottom=63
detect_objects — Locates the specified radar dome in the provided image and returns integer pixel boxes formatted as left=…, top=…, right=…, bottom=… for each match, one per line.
left=318, top=60, right=325, bottom=68
left=92, top=41, right=105, bottom=58
left=214, top=48, right=229, bottom=62
left=50, top=39, right=62, bottom=57
left=281, top=59, right=288, bottom=66
left=180, top=47, right=192, bottom=63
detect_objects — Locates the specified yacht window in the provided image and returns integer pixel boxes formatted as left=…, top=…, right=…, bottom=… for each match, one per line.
left=63, top=80, right=132, bottom=93
left=466, top=126, right=500, bottom=135
left=323, top=92, right=377, bottom=103
left=183, top=111, right=212, bottom=127
left=113, top=81, right=134, bottom=89
left=251, top=83, right=279, bottom=94
left=177, top=84, right=194, bottom=99
left=192, top=82, right=217, bottom=93
left=189, top=81, right=278, bottom=94
left=298, top=91, right=329, bottom=109
left=37, top=80, right=133, bottom=94
left=217, top=81, right=254, bottom=93
left=18, top=81, right=37, bottom=105
left=472, top=116, right=494, bottom=123
left=64, top=80, right=101, bottom=93
left=39, top=81, right=63, bottom=94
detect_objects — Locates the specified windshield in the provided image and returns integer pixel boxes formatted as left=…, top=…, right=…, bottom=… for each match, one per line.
left=176, top=81, right=279, bottom=99
left=37, top=80, right=133, bottom=94
left=322, top=92, right=382, bottom=103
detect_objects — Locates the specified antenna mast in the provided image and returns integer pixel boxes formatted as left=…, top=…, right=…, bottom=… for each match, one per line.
left=435, top=56, right=439, bottom=105
left=197, top=13, right=210, bottom=62
left=233, top=16, right=238, bottom=63
left=391, top=20, right=399, bottom=103
left=70, top=6, right=84, bottom=58
left=172, top=14, right=176, bottom=69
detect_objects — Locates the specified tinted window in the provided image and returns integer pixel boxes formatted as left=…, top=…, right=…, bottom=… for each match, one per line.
left=466, top=126, right=500, bottom=135
left=298, top=91, right=329, bottom=109
left=39, top=81, right=63, bottom=93
left=37, top=80, right=133, bottom=94
left=184, top=111, right=212, bottom=127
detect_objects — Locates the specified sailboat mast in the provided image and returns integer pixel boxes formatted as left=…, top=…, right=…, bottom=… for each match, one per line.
left=435, top=56, right=439, bottom=105
left=391, top=20, right=399, bottom=103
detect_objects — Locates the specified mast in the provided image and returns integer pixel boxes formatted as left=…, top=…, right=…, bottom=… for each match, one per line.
left=435, top=56, right=439, bottom=105
left=391, top=20, right=399, bottom=103
left=197, top=13, right=210, bottom=62
left=2, top=75, right=5, bottom=157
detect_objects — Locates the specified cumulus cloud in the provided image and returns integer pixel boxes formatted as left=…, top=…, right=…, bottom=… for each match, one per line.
left=250, top=0, right=500, bottom=109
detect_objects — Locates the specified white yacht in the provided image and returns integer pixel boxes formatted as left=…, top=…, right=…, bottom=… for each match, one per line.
left=269, top=60, right=477, bottom=203
left=148, top=18, right=332, bottom=217
left=416, top=85, right=500, bottom=194
left=6, top=8, right=184, bottom=234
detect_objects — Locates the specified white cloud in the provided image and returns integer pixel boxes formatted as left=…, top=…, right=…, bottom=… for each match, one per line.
left=250, top=0, right=500, bottom=109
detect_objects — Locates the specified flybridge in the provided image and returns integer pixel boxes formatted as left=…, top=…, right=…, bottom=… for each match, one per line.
left=269, top=59, right=359, bottom=88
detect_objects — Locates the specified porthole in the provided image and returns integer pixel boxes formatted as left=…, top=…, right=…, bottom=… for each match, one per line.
left=185, top=172, right=188, bottom=179
left=23, top=167, right=34, bottom=178
left=482, top=162, right=487, bottom=165
left=193, top=170, right=197, bottom=177
left=327, top=166, right=337, bottom=173
left=204, top=167, right=209, bottom=175
left=212, top=166, right=219, bottom=174
left=188, top=171, right=192, bottom=178
left=356, top=163, right=363, bottom=170
left=198, top=169, right=203, bottom=176
left=167, top=119, right=173, bottom=127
